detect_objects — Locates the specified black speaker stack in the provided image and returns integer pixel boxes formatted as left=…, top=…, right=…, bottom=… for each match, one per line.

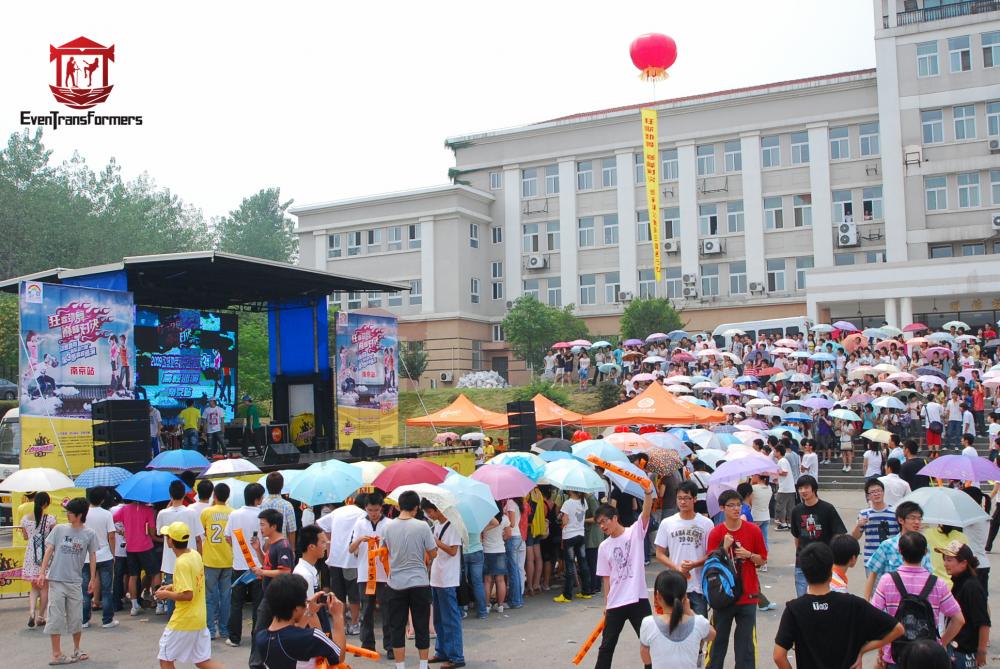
left=263, top=442, right=300, bottom=465
left=91, top=399, right=150, bottom=473
left=506, top=401, right=537, bottom=452
left=351, top=437, right=381, bottom=459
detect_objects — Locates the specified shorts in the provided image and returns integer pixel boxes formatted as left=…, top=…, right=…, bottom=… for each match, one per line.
left=44, top=580, right=83, bottom=635
left=525, top=534, right=539, bottom=547
left=484, top=552, right=507, bottom=576
left=554, top=368, right=564, bottom=378
left=126, top=549, right=158, bottom=578
left=840, top=439, right=853, bottom=451
left=329, top=566, right=359, bottom=604
left=579, top=369, right=589, bottom=380
left=158, top=628, right=212, bottom=664
left=817, top=434, right=833, bottom=450
left=926, top=429, right=942, bottom=447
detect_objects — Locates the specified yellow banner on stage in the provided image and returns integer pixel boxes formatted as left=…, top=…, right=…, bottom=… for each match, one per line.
left=0, top=546, right=30, bottom=595
left=19, top=415, right=94, bottom=478
left=421, top=451, right=475, bottom=476
left=641, top=108, right=662, bottom=280
left=11, top=487, right=88, bottom=547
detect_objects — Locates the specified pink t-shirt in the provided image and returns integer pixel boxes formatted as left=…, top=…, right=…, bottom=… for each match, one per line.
left=871, top=565, right=962, bottom=664
left=113, top=503, right=155, bottom=552
left=596, top=517, right=649, bottom=610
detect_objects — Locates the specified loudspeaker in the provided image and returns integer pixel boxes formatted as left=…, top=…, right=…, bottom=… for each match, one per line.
left=506, top=401, right=536, bottom=452
left=93, top=420, right=148, bottom=443
left=351, top=438, right=381, bottom=459
left=94, top=441, right=150, bottom=464
left=263, top=442, right=300, bottom=465
left=266, top=424, right=289, bottom=445
left=91, top=399, right=149, bottom=421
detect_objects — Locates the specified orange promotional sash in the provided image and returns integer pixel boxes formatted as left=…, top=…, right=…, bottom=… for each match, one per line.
left=364, top=537, right=389, bottom=596
left=233, top=528, right=257, bottom=569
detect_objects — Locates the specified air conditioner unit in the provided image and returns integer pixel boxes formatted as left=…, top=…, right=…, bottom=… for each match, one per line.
left=525, top=254, right=548, bottom=270
left=838, top=222, right=859, bottom=247
left=701, top=238, right=723, bottom=255
left=617, top=291, right=634, bottom=302
left=681, top=286, right=698, bottom=298
left=992, top=213, right=1000, bottom=231
left=749, top=281, right=766, bottom=294
left=990, top=139, right=1000, bottom=154
left=682, top=273, right=698, bottom=285
left=439, top=372, right=453, bottom=383
left=663, top=239, right=680, bottom=253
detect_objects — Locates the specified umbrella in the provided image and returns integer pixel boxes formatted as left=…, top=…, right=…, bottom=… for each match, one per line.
left=631, top=373, right=656, bottom=383
left=74, top=466, right=134, bottom=489
left=923, top=346, right=953, bottom=358
left=984, top=339, right=1000, bottom=350
left=538, top=451, right=579, bottom=463
left=801, top=397, right=835, bottom=410
left=215, top=477, right=249, bottom=509
left=810, top=352, right=837, bottom=362
left=917, top=375, right=946, bottom=386
left=686, top=429, right=726, bottom=450
left=541, top=459, right=607, bottom=493
left=789, top=373, right=812, bottom=383
left=644, top=447, right=684, bottom=476
left=681, top=397, right=713, bottom=409
left=605, top=432, right=655, bottom=452
left=917, top=455, right=1000, bottom=482
left=913, top=366, right=946, bottom=379
left=848, top=366, right=876, bottom=380
left=830, top=409, right=861, bottom=422
left=811, top=324, right=835, bottom=333
left=874, top=362, right=901, bottom=373
left=709, top=454, right=778, bottom=483
left=833, top=320, right=859, bottom=332
left=734, top=375, right=760, bottom=385
left=486, top=452, right=546, bottom=481
left=737, top=419, right=769, bottom=431
left=433, top=432, right=460, bottom=443
left=774, top=338, right=799, bottom=348
left=887, top=372, right=915, bottom=383
left=664, top=375, right=692, bottom=385
left=860, top=429, right=893, bottom=444
left=667, top=330, right=689, bottom=341
left=147, top=450, right=210, bottom=473
left=569, top=339, right=592, bottom=347
left=598, top=363, right=621, bottom=374
left=255, top=470, right=303, bottom=494
left=0, top=467, right=76, bottom=492
left=666, top=384, right=692, bottom=394
left=694, top=449, right=727, bottom=469
left=116, top=470, right=187, bottom=503
left=942, top=320, right=969, bottom=331
left=387, top=483, right=466, bottom=540
left=461, top=432, right=486, bottom=441
left=756, top=406, right=786, bottom=418
left=872, top=396, right=907, bottom=411
left=642, top=432, right=692, bottom=457
left=440, top=473, right=500, bottom=535
left=289, top=460, right=364, bottom=505
left=202, top=458, right=261, bottom=478
left=572, top=439, right=630, bottom=464
left=372, top=459, right=448, bottom=491
left=746, top=398, right=773, bottom=409
left=603, top=460, right=655, bottom=499
left=770, top=426, right=803, bottom=442
left=862, top=328, right=888, bottom=339
left=645, top=333, right=669, bottom=342
left=693, top=381, right=718, bottom=390
left=532, top=437, right=573, bottom=453
left=898, top=486, right=989, bottom=526
left=623, top=338, right=644, bottom=346
left=671, top=351, right=696, bottom=363
left=926, top=332, right=954, bottom=343
left=590, top=340, right=612, bottom=349
left=721, top=328, right=745, bottom=337
left=903, top=322, right=928, bottom=332
left=351, top=461, right=387, bottom=486
left=784, top=412, right=813, bottom=422
left=790, top=351, right=812, bottom=359
left=643, top=355, right=666, bottom=365
left=552, top=341, right=570, bottom=349
left=894, top=389, right=920, bottom=400
left=721, top=404, right=746, bottom=415
left=871, top=382, right=899, bottom=393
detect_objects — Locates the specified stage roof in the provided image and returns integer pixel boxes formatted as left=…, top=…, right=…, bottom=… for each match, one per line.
left=0, top=251, right=407, bottom=311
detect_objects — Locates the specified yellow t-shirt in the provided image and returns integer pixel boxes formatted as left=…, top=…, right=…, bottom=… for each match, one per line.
left=179, top=407, right=201, bottom=431
left=923, top=527, right=969, bottom=587
left=167, top=550, right=207, bottom=631
left=200, top=504, right=234, bottom=569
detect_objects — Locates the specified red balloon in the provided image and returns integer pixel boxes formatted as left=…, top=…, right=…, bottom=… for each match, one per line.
left=572, top=429, right=591, bottom=443
left=629, top=33, right=677, bottom=81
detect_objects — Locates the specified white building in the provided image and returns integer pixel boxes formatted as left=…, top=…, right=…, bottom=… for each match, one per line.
left=294, top=0, right=1000, bottom=386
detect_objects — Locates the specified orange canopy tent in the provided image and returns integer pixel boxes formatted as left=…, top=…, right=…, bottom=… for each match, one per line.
left=482, top=394, right=584, bottom=430
left=404, top=393, right=508, bottom=428
left=580, top=382, right=725, bottom=427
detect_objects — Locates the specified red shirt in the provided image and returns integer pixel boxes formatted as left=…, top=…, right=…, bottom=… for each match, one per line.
left=706, top=519, right=767, bottom=606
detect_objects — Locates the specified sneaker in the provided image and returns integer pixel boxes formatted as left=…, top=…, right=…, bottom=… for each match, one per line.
left=552, top=595, right=572, bottom=603
left=347, top=623, right=361, bottom=636
left=225, top=640, right=239, bottom=648
left=759, top=602, right=777, bottom=611
left=101, top=620, right=120, bottom=629
left=496, top=605, right=504, bottom=614
left=155, top=602, right=166, bottom=615
left=760, top=564, right=768, bottom=573
left=129, top=604, right=141, bottom=617
left=385, top=650, right=394, bottom=660
left=82, top=622, right=91, bottom=629
left=574, top=593, right=592, bottom=600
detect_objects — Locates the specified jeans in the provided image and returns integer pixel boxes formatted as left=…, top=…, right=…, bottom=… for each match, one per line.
left=206, top=431, right=225, bottom=456
left=756, top=520, right=770, bottom=549
left=183, top=428, right=200, bottom=450
left=946, top=420, right=962, bottom=449
left=463, top=550, right=487, bottom=617
left=504, top=535, right=524, bottom=608
left=359, top=581, right=391, bottom=651
left=162, top=572, right=175, bottom=616
left=249, top=595, right=273, bottom=669
left=431, top=587, right=464, bottom=663
left=562, top=536, right=590, bottom=599
left=113, top=556, right=127, bottom=611
left=949, top=648, right=977, bottom=669
left=204, top=566, right=231, bottom=638
left=229, top=569, right=262, bottom=645
left=81, top=559, right=114, bottom=625
left=688, top=591, right=708, bottom=617
left=794, top=566, right=808, bottom=597
left=706, top=603, right=757, bottom=669
left=595, top=599, right=651, bottom=669
left=586, top=547, right=600, bottom=593
left=150, top=436, right=160, bottom=457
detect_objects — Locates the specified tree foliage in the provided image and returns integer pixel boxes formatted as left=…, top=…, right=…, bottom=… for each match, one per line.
left=501, top=296, right=590, bottom=371
left=238, top=312, right=271, bottom=402
left=510, top=378, right=570, bottom=407
left=399, top=341, right=429, bottom=382
left=214, top=187, right=298, bottom=263
left=620, top=297, right=683, bottom=341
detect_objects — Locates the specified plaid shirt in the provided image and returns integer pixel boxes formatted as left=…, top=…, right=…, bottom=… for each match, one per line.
left=864, top=534, right=932, bottom=577
left=260, top=495, right=297, bottom=535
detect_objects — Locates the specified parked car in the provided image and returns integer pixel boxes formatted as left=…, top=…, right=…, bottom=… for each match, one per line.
left=0, top=377, right=14, bottom=400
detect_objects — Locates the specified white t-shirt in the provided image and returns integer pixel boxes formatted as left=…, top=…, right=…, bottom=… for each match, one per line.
left=864, top=451, right=883, bottom=478
left=962, top=410, right=976, bottom=437
left=352, top=515, right=388, bottom=583
left=224, top=505, right=261, bottom=571
left=188, top=501, right=211, bottom=517
left=203, top=406, right=225, bottom=433
left=597, top=518, right=649, bottom=609
left=924, top=402, right=943, bottom=426
left=84, top=505, right=116, bottom=564
left=777, top=458, right=795, bottom=493
left=504, top=499, right=522, bottom=539
left=111, top=503, right=127, bottom=558
left=988, top=422, right=1000, bottom=443
left=946, top=399, right=963, bottom=422
left=878, top=474, right=912, bottom=507
left=482, top=516, right=509, bottom=554
left=560, top=498, right=587, bottom=539
left=801, top=452, right=819, bottom=480
left=750, top=484, right=772, bottom=523
left=157, top=505, right=205, bottom=574
left=639, top=614, right=711, bottom=669
left=653, top=514, right=715, bottom=594
left=317, top=506, right=365, bottom=568
left=430, top=521, right=461, bottom=588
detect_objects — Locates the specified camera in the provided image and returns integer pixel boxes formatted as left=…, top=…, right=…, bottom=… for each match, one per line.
left=316, top=593, right=328, bottom=605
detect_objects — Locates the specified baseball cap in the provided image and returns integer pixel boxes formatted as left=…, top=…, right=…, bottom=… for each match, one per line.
left=933, top=539, right=973, bottom=560
left=159, top=521, right=191, bottom=542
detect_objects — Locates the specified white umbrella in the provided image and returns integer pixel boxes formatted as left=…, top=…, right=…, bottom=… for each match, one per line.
left=872, top=396, right=907, bottom=411
left=722, top=328, right=745, bottom=337
left=756, top=406, right=786, bottom=418
left=461, top=432, right=486, bottom=441
left=666, top=384, right=692, bottom=394
left=643, top=356, right=666, bottom=364
left=665, top=375, right=692, bottom=385
left=694, top=449, right=727, bottom=469
left=202, top=458, right=261, bottom=478
left=215, top=477, right=250, bottom=509
left=0, top=467, right=75, bottom=492
left=746, top=398, right=773, bottom=408
left=693, top=381, right=717, bottom=390
left=830, top=409, right=862, bottom=422
left=351, top=461, right=387, bottom=486
left=898, top=486, right=989, bottom=526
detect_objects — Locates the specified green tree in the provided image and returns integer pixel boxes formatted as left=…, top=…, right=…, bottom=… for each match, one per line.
left=510, top=378, right=570, bottom=407
left=620, top=297, right=683, bottom=340
left=238, top=312, right=272, bottom=402
left=214, top=187, right=298, bottom=263
left=0, top=294, right=18, bottom=376
left=399, top=341, right=429, bottom=383
left=501, top=296, right=590, bottom=371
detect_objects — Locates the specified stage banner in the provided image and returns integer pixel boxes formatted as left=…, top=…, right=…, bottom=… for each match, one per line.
left=335, top=312, right=398, bottom=447
left=19, top=281, right=135, bottom=476
left=10, top=487, right=88, bottom=548
left=641, top=108, right=662, bottom=280
left=0, top=546, right=30, bottom=595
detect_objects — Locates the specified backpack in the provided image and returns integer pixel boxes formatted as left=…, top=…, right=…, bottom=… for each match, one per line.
left=701, top=548, right=742, bottom=610
left=889, top=572, right=940, bottom=662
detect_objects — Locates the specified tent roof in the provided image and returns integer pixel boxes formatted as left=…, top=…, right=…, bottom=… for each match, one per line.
left=580, top=382, right=725, bottom=427
left=404, top=393, right=508, bottom=428
left=482, top=394, right=583, bottom=430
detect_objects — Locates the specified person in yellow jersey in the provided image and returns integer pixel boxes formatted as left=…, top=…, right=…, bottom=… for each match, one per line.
left=154, top=521, right=224, bottom=669
left=200, top=482, right=234, bottom=642
left=178, top=399, right=203, bottom=451
left=482, top=437, right=496, bottom=460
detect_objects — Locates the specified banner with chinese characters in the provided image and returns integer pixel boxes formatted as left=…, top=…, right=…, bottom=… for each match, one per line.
left=641, top=108, right=662, bottom=280
left=0, top=546, right=30, bottom=594
left=335, top=312, right=399, bottom=447
left=19, top=281, right=135, bottom=476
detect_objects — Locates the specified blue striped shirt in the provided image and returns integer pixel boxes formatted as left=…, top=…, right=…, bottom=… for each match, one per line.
left=858, top=506, right=899, bottom=561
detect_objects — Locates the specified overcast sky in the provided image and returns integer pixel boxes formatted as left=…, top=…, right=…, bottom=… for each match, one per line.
left=2, top=0, right=878, bottom=221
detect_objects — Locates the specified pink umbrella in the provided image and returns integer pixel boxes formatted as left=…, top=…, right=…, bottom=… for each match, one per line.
left=958, top=369, right=978, bottom=382
left=569, top=339, right=592, bottom=347
left=645, top=332, right=669, bottom=342
left=671, top=351, right=696, bottom=363
left=721, top=404, right=746, bottom=415
left=774, top=338, right=799, bottom=349
left=833, top=320, right=859, bottom=332
left=737, top=419, right=768, bottom=431
left=887, top=372, right=915, bottom=383
left=712, top=386, right=741, bottom=396
left=871, top=382, right=899, bottom=393
left=470, top=463, right=536, bottom=500
left=903, top=322, right=928, bottom=332
left=631, top=373, right=656, bottom=383
left=552, top=341, right=570, bottom=349
left=923, top=346, right=953, bottom=358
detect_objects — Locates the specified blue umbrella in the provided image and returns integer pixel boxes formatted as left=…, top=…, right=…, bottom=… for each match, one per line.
left=117, top=470, right=187, bottom=503
left=288, top=460, right=363, bottom=506
left=790, top=351, right=812, bottom=359
left=714, top=433, right=743, bottom=448
left=486, top=452, right=546, bottom=481
left=571, top=439, right=629, bottom=464
left=809, top=352, right=837, bottom=362
left=74, top=466, right=134, bottom=489
left=770, top=426, right=803, bottom=442
left=784, top=412, right=814, bottom=422
left=668, top=428, right=692, bottom=443
left=604, top=461, right=656, bottom=500
left=440, top=473, right=500, bottom=535
left=590, top=340, right=612, bottom=349
left=538, top=450, right=582, bottom=463
left=667, top=330, right=689, bottom=341
left=734, top=375, right=759, bottom=385
left=147, top=449, right=210, bottom=472
left=642, top=432, right=693, bottom=458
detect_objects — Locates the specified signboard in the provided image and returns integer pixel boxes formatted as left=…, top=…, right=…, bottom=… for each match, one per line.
left=0, top=546, right=30, bottom=595
left=335, top=312, right=398, bottom=447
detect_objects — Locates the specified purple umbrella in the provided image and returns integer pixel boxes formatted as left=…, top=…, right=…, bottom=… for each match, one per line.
left=712, top=386, right=741, bottom=396
left=917, top=454, right=1000, bottom=482
left=833, top=320, right=859, bottom=332
left=646, top=332, right=669, bottom=342
left=707, top=481, right=737, bottom=517
left=709, top=454, right=779, bottom=484
left=623, top=338, right=644, bottom=346
left=470, top=464, right=536, bottom=500
left=801, top=397, right=835, bottom=410
left=737, top=419, right=768, bottom=431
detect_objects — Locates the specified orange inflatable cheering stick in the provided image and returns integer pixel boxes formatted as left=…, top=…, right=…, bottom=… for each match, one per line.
left=586, top=456, right=652, bottom=492
left=572, top=616, right=605, bottom=665
left=365, top=538, right=390, bottom=595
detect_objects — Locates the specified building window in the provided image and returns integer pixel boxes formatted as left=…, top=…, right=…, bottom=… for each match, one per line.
left=578, top=217, right=595, bottom=247
left=367, top=291, right=381, bottom=308
left=698, top=203, right=719, bottom=236
left=925, top=176, right=948, bottom=211
left=604, top=271, right=621, bottom=304
left=701, top=264, right=719, bottom=297
left=491, top=226, right=503, bottom=244
left=865, top=251, right=885, bottom=264
left=954, top=105, right=976, bottom=140
left=963, top=243, right=986, bottom=256
left=545, top=165, right=559, bottom=194
left=792, top=194, right=812, bottom=227
left=579, top=274, right=596, bottom=305
left=542, top=221, right=559, bottom=251
left=328, top=233, right=342, bottom=258
left=724, top=140, right=742, bottom=173
left=795, top=256, right=813, bottom=290
left=764, top=196, right=784, bottom=230
left=829, top=126, right=850, bottom=160
left=603, top=214, right=619, bottom=245
left=661, top=149, right=679, bottom=181
left=492, top=325, right=504, bottom=342
left=469, top=223, right=479, bottom=248
left=859, top=122, right=880, bottom=156
left=348, top=230, right=362, bottom=256
left=492, top=280, right=503, bottom=301
left=791, top=131, right=809, bottom=164
left=408, top=280, right=422, bottom=306
left=470, top=278, right=480, bottom=304
left=634, top=152, right=643, bottom=184
left=949, top=35, right=971, bottom=72
left=367, top=228, right=382, bottom=252
left=666, top=267, right=681, bottom=299
left=727, top=201, right=745, bottom=233
left=917, top=41, right=939, bottom=77
left=387, top=226, right=403, bottom=251
left=490, top=172, right=502, bottom=191
left=922, top=110, right=944, bottom=144
left=729, top=260, right=747, bottom=295
left=766, top=258, right=785, bottom=292
left=958, top=172, right=981, bottom=208
left=348, top=291, right=362, bottom=310
left=697, top=144, right=715, bottom=176
left=491, top=261, right=503, bottom=280
left=930, top=245, right=953, bottom=259
left=761, top=135, right=780, bottom=168
left=523, top=279, right=539, bottom=300
left=387, top=291, right=402, bottom=307
left=863, top=186, right=883, bottom=221
left=601, top=158, right=617, bottom=188
left=577, top=161, right=593, bottom=191
left=834, top=253, right=855, bottom=266
left=991, top=169, right=1000, bottom=204
left=663, top=207, right=680, bottom=239
left=547, top=278, right=561, bottom=306
left=522, top=223, right=539, bottom=253
left=521, top=168, right=538, bottom=198
left=638, top=269, right=655, bottom=298
left=988, top=101, right=1000, bottom=136
left=408, top=224, right=421, bottom=249
left=636, top=210, right=651, bottom=242
left=471, top=340, right=483, bottom=371
left=985, top=31, right=1000, bottom=68
left=832, top=190, right=854, bottom=222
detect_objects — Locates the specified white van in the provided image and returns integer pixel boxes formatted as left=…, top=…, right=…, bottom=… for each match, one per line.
left=711, top=316, right=812, bottom=350
left=0, top=408, right=20, bottom=524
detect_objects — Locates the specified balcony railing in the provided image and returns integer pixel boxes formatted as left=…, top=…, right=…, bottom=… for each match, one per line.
left=883, top=0, right=1000, bottom=28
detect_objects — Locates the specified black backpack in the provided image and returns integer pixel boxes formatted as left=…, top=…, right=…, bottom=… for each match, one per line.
left=701, top=548, right=743, bottom=610
left=889, top=572, right=940, bottom=662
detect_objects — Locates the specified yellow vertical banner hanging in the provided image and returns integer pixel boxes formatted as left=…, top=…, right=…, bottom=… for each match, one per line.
left=641, top=109, right=661, bottom=280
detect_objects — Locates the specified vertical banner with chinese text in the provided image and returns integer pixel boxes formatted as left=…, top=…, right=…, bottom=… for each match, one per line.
left=335, top=312, right=399, bottom=447
left=641, top=108, right=662, bottom=280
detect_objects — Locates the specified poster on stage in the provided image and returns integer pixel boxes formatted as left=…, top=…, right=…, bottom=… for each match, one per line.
left=18, top=281, right=135, bottom=476
left=0, top=546, right=30, bottom=595
left=335, top=312, right=398, bottom=447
